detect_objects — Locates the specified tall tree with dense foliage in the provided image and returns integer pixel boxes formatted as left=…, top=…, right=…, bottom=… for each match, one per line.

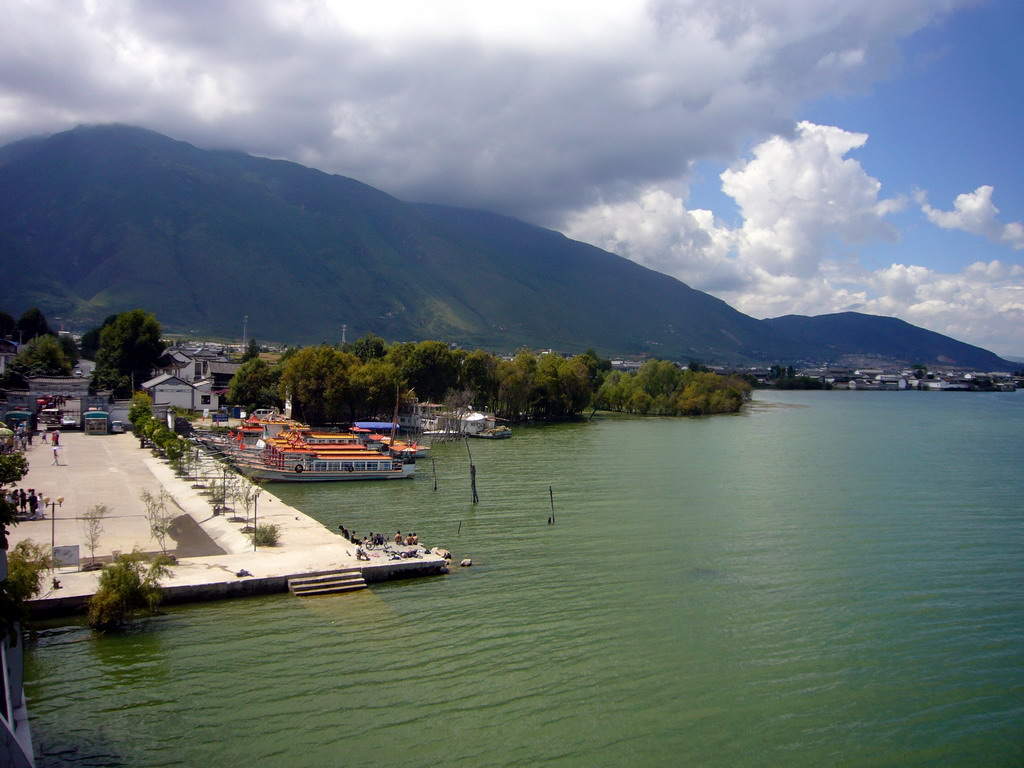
left=278, top=345, right=357, bottom=425
left=459, top=348, right=500, bottom=410
left=351, top=333, right=388, bottom=362
left=227, top=358, right=282, bottom=410
left=15, top=307, right=52, bottom=342
left=93, top=310, right=166, bottom=396
left=240, top=338, right=260, bottom=363
left=0, top=311, right=15, bottom=339
left=15, top=334, right=73, bottom=376
left=495, top=349, right=537, bottom=420
left=79, top=314, right=119, bottom=360
left=393, top=340, right=460, bottom=403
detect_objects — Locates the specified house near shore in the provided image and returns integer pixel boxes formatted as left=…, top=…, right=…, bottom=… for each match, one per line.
left=0, top=338, right=18, bottom=375
left=153, top=346, right=241, bottom=391
left=140, top=373, right=220, bottom=412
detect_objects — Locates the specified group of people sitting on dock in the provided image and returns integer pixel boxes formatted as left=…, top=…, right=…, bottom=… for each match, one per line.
left=337, top=527, right=420, bottom=548
left=338, top=525, right=424, bottom=561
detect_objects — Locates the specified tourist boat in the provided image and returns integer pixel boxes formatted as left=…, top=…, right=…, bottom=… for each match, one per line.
left=232, top=422, right=415, bottom=482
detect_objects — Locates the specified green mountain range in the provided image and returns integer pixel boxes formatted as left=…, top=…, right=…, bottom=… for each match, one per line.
left=0, top=125, right=1013, bottom=370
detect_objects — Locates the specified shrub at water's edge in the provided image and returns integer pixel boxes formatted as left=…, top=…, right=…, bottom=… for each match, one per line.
left=87, top=550, right=173, bottom=631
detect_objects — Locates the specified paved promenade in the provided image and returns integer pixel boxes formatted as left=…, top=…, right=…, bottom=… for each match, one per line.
left=9, top=431, right=446, bottom=612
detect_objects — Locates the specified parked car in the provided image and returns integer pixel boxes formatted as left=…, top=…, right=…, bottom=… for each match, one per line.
left=110, top=420, right=125, bottom=433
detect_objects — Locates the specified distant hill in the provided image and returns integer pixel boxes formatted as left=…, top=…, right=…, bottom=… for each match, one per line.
left=764, top=312, right=1014, bottom=371
left=0, top=124, right=1013, bottom=369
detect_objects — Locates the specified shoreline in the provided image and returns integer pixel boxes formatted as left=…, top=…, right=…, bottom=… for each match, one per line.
left=10, top=431, right=448, bottom=619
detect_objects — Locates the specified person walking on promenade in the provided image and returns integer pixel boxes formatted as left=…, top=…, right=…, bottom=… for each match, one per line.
left=27, top=490, right=38, bottom=518
left=52, top=429, right=60, bottom=447
left=52, top=445, right=60, bottom=465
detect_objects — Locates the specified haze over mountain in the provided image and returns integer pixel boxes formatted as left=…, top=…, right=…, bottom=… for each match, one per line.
left=0, top=125, right=1014, bottom=370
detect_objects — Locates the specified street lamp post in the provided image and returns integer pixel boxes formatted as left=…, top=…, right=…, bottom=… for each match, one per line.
left=47, top=495, right=64, bottom=550
left=253, top=490, right=261, bottom=551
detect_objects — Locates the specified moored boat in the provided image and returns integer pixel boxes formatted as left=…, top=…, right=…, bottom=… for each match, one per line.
left=231, top=421, right=416, bottom=482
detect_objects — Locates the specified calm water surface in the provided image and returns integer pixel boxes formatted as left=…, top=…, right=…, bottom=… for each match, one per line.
left=26, top=391, right=1024, bottom=767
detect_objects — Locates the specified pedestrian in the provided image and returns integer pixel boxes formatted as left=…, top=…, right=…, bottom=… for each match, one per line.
left=52, top=429, right=60, bottom=447
left=18, top=488, right=27, bottom=513
left=52, top=445, right=60, bottom=465
left=27, top=491, right=38, bottom=517
left=41, top=430, right=48, bottom=444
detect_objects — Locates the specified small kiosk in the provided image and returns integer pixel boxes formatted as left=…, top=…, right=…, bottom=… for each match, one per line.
left=84, top=410, right=110, bottom=435
left=2, top=410, right=33, bottom=431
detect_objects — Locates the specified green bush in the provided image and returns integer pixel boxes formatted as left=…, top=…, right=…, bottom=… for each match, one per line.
left=87, top=550, right=171, bottom=630
left=249, top=523, right=280, bottom=548
left=6, top=540, right=53, bottom=603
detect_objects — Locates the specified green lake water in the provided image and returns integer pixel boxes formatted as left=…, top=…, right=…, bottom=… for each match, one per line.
left=25, top=390, right=1024, bottom=767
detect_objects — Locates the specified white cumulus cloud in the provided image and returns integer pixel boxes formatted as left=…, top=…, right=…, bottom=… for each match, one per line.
left=917, top=185, right=1024, bottom=250
left=1, top=0, right=964, bottom=222
left=565, top=122, right=1024, bottom=357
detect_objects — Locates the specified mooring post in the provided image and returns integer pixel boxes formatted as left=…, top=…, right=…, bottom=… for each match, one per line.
left=466, top=438, right=479, bottom=504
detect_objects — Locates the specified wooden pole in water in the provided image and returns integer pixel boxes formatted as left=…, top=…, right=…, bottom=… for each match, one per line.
left=431, top=458, right=437, bottom=491
left=549, top=486, right=555, bottom=524
left=458, top=520, right=462, bottom=535
left=466, top=438, right=479, bottom=504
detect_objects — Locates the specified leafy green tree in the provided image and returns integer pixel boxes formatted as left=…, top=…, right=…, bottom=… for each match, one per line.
left=16, top=307, right=51, bottom=342
left=227, top=358, right=282, bottom=410
left=5, top=540, right=53, bottom=602
left=348, top=358, right=403, bottom=420
left=128, top=392, right=154, bottom=427
left=495, top=349, right=537, bottom=420
left=460, top=349, right=500, bottom=409
left=93, top=309, right=166, bottom=396
left=278, top=345, right=355, bottom=425
left=0, top=453, right=29, bottom=489
left=87, top=550, right=171, bottom=630
left=79, top=314, right=119, bottom=360
left=15, top=334, right=73, bottom=376
left=0, top=311, right=16, bottom=339
left=240, top=338, right=260, bottom=363
left=58, top=335, right=80, bottom=366
left=396, top=341, right=460, bottom=403
left=351, top=333, right=388, bottom=362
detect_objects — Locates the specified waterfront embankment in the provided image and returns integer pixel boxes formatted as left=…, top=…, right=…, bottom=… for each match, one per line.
left=9, top=432, right=448, bottom=617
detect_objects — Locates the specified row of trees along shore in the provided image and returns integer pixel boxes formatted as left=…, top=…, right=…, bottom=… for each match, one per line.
left=231, top=334, right=752, bottom=423
left=2, top=307, right=751, bottom=421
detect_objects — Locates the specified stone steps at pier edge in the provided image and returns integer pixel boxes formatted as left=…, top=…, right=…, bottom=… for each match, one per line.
left=288, top=569, right=367, bottom=597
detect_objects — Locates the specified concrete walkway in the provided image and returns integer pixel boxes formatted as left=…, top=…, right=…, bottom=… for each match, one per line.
left=8, top=431, right=447, bottom=615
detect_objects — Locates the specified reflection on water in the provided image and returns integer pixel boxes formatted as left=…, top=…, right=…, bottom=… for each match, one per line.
left=27, top=391, right=1024, bottom=767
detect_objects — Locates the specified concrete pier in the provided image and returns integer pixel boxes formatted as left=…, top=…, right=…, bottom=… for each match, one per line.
left=8, top=431, right=448, bottom=619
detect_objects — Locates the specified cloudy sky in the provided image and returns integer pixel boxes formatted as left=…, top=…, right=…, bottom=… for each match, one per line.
left=3, top=0, right=1022, bottom=357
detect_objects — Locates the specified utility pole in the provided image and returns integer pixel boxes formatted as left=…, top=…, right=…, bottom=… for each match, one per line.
left=242, top=315, right=248, bottom=351
left=341, top=324, right=347, bottom=345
